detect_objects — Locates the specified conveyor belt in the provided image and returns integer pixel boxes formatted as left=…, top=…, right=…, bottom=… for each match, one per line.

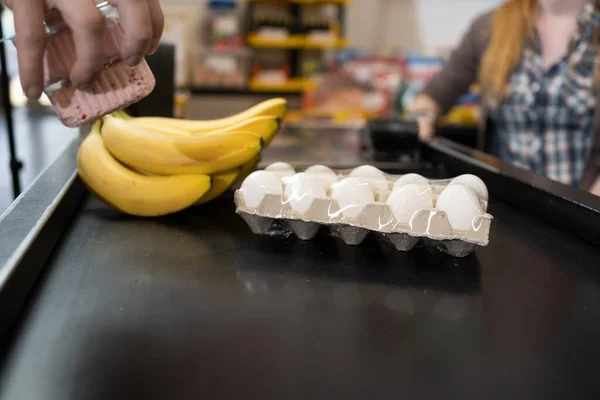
left=1, top=136, right=600, bottom=399
left=1, top=193, right=600, bottom=400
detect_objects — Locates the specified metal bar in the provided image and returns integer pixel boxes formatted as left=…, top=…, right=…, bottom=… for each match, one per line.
left=290, top=2, right=301, bottom=78
left=0, top=5, right=22, bottom=198
left=423, top=137, right=600, bottom=248
left=0, top=139, right=85, bottom=342
left=338, top=1, right=346, bottom=37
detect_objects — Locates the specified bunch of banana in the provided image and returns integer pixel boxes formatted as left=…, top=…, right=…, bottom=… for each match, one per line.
left=77, top=98, right=286, bottom=217
left=131, top=97, right=287, bottom=134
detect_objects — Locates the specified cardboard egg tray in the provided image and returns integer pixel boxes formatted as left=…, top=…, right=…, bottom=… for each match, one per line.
left=234, top=173, right=493, bottom=258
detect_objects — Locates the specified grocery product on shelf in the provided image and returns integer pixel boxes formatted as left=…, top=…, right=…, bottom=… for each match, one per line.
left=205, top=0, right=244, bottom=48
left=301, top=15, right=332, bottom=37
left=245, top=0, right=349, bottom=92
left=236, top=165, right=493, bottom=257
left=251, top=14, right=295, bottom=40
left=194, top=0, right=250, bottom=90
left=302, top=54, right=406, bottom=122
left=300, top=4, right=342, bottom=44
left=250, top=50, right=292, bottom=86
left=394, top=53, right=444, bottom=116
left=438, top=89, right=481, bottom=126
left=77, top=98, right=287, bottom=217
left=390, top=50, right=481, bottom=125
left=193, top=47, right=250, bottom=89
left=174, top=91, right=191, bottom=119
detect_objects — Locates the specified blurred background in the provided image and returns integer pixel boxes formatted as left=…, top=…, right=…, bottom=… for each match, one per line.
left=0, top=0, right=501, bottom=212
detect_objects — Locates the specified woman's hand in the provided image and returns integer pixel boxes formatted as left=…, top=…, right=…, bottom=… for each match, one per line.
left=590, top=177, right=600, bottom=197
left=407, top=94, right=439, bottom=141
left=3, top=0, right=164, bottom=99
left=416, top=115, right=435, bottom=140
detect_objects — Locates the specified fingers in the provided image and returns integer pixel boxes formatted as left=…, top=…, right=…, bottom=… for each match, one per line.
left=13, top=0, right=46, bottom=99
left=146, top=0, right=164, bottom=54
left=12, top=0, right=161, bottom=94
left=590, top=177, right=600, bottom=196
left=114, top=0, right=153, bottom=65
left=417, top=118, right=434, bottom=141
left=57, top=0, right=107, bottom=87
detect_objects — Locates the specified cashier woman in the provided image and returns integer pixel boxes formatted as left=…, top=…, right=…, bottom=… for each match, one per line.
left=411, top=0, right=600, bottom=196
left=3, top=0, right=163, bottom=98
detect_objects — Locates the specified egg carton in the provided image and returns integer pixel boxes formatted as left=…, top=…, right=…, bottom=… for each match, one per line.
left=234, top=169, right=493, bottom=258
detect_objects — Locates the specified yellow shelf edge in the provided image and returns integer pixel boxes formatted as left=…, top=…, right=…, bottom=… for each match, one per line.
left=303, top=37, right=347, bottom=49
left=247, top=34, right=348, bottom=49
left=248, top=78, right=307, bottom=92
left=247, top=34, right=304, bottom=48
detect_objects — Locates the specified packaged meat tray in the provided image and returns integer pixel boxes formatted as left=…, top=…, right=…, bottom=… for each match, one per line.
left=10, top=2, right=155, bottom=127
left=234, top=163, right=493, bottom=257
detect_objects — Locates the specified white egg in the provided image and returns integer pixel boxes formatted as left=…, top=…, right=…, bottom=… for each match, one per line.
left=304, top=165, right=339, bottom=188
left=386, top=184, right=434, bottom=224
left=305, top=164, right=336, bottom=176
left=357, top=177, right=389, bottom=192
left=313, top=174, right=339, bottom=189
left=349, top=165, right=385, bottom=178
left=265, top=162, right=294, bottom=172
left=331, top=177, right=375, bottom=218
left=393, top=173, right=431, bottom=191
left=283, top=173, right=327, bottom=213
left=448, top=174, right=489, bottom=203
left=240, top=170, right=283, bottom=208
left=265, top=162, right=296, bottom=178
left=436, top=184, right=484, bottom=232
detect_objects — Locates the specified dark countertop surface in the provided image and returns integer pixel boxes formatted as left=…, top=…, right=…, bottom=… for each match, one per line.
left=1, top=189, right=600, bottom=400
left=2, top=127, right=600, bottom=400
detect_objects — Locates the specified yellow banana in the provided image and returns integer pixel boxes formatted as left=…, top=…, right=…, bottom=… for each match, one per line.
left=77, top=122, right=211, bottom=217
left=132, top=115, right=281, bottom=145
left=112, top=109, right=132, bottom=120
left=132, top=98, right=287, bottom=132
left=195, top=168, right=240, bottom=205
left=101, top=115, right=263, bottom=175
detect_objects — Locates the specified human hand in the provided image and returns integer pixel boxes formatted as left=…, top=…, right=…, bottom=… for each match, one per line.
left=3, top=0, right=164, bottom=99
left=590, top=177, right=600, bottom=197
left=416, top=115, right=435, bottom=140
left=407, top=94, right=439, bottom=141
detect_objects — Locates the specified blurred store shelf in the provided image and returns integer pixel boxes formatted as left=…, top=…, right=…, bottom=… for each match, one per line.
left=247, top=34, right=304, bottom=49
left=248, top=77, right=307, bottom=93
left=189, top=86, right=302, bottom=96
left=247, top=34, right=347, bottom=49
left=250, top=0, right=349, bottom=3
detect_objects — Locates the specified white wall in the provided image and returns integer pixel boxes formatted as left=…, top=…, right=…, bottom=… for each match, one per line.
left=414, top=0, right=501, bottom=49
left=345, top=0, right=501, bottom=52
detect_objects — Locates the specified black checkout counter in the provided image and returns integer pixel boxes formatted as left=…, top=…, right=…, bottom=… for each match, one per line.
left=1, top=118, right=600, bottom=399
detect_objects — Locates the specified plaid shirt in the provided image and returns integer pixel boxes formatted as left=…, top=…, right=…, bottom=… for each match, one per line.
left=492, top=4, right=600, bottom=187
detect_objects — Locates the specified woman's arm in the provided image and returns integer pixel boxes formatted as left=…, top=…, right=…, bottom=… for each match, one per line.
left=409, top=12, right=492, bottom=138
left=591, top=177, right=600, bottom=196
left=419, top=12, right=492, bottom=115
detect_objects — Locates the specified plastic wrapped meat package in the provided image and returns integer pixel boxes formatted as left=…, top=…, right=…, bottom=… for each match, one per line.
left=234, top=163, right=493, bottom=258
left=11, top=2, right=155, bottom=127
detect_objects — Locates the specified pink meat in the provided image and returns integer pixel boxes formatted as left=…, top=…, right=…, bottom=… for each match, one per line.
left=42, top=21, right=156, bottom=128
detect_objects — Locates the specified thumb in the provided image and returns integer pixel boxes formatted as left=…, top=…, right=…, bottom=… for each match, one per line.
left=417, top=118, right=434, bottom=140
